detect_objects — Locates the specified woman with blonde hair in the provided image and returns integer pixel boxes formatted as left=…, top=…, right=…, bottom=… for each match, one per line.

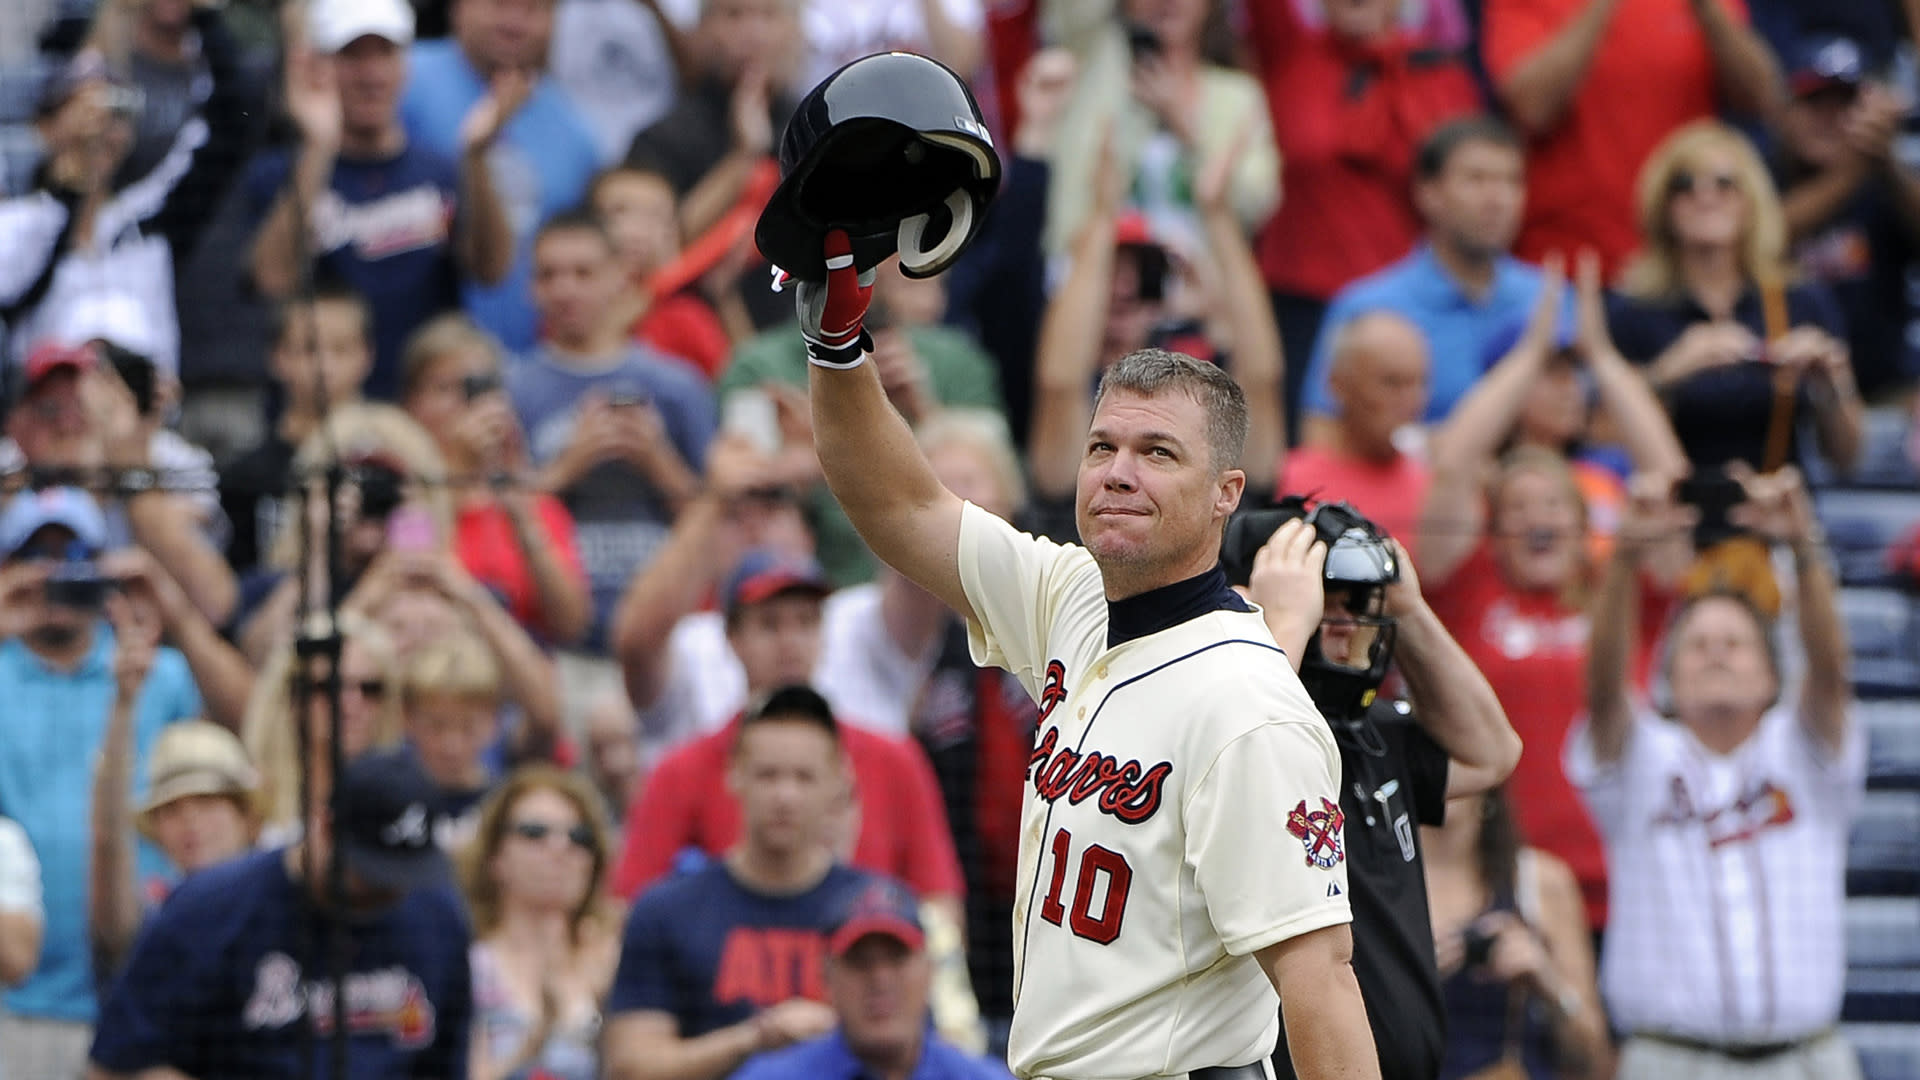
left=242, top=611, right=405, bottom=844
left=1609, top=120, right=1864, bottom=474
left=460, top=765, right=620, bottom=1080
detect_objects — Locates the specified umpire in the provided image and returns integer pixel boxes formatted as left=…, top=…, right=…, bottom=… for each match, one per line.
left=1223, top=500, right=1521, bottom=1080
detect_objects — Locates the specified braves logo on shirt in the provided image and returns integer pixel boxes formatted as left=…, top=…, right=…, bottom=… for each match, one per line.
left=1650, top=774, right=1797, bottom=849
left=242, top=952, right=437, bottom=1049
left=1287, top=798, right=1346, bottom=869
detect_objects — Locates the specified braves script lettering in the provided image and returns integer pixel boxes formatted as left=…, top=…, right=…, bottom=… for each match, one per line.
left=1026, top=726, right=1173, bottom=824
left=241, top=952, right=436, bottom=1049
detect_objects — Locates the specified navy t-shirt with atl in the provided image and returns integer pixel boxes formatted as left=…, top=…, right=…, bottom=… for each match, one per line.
left=90, top=848, right=473, bottom=1080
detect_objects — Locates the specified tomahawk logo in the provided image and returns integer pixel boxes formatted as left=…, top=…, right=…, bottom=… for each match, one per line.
left=1287, top=798, right=1346, bottom=869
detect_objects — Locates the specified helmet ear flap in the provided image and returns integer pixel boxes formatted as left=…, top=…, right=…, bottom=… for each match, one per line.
left=897, top=188, right=974, bottom=278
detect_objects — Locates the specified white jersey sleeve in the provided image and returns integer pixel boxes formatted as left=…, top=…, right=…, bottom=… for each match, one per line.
left=1186, top=706, right=1352, bottom=956
left=956, top=500, right=1103, bottom=695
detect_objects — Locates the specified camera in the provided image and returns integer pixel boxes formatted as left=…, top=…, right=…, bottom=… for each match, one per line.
left=102, top=342, right=158, bottom=416
left=348, top=461, right=407, bottom=522
left=606, top=390, right=651, bottom=409
left=1461, top=924, right=1498, bottom=971
left=461, top=373, right=503, bottom=402
left=1676, top=468, right=1748, bottom=546
left=45, top=558, right=112, bottom=612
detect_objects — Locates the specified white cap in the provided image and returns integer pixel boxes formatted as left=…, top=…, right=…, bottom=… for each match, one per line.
left=307, top=0, right=416, bottom=53
left=53, top=291, right=167, bottom=372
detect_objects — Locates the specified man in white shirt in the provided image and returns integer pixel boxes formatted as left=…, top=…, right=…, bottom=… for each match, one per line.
left=0, top=813, right=46, bottom=1080
left=1571, top=467, right=1865, bottom=1079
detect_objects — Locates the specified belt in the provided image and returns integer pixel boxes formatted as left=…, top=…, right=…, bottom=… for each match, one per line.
left=1189, top=1065, right=1269, bottom=1080
left=1635, top=1029, right=1831, bottom=1062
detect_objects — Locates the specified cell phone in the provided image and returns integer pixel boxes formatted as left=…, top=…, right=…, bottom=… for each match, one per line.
left=461, top=373, right=503, bottom=401
left=103, top=343, right=157, bottom=416
left=45, top=558, right=112, bottom=612
left=606, top=389, right=652, bottom=409
left=1125, top=21, right=1163, bottom=60
left=721, top=388, right=781, bottom=456
left=1462, top=924, right=1497, bottom=971
left=1676, top=469, right=1747, bottom=543
left=385, top=505, right=436, bottom=553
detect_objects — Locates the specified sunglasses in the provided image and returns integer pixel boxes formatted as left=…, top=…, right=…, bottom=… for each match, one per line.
left=1668, top=171, right=1739, bottom=198
left=509, top=820, right=595, bottom=851
left=297, top=676, right=388, bottom=699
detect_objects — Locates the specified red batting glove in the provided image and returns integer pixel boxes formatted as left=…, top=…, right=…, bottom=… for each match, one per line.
left=790, top=229, right=876, bottom=367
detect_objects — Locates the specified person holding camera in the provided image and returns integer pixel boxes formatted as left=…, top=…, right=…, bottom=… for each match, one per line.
left=0, top=487, right=202, bottom=1079
left=1225, top=500, right=1521, bottom=1080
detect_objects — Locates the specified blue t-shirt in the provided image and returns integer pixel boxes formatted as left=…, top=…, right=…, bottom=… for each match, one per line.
left=400, top=41, right=601, bottom=351
left=90, top=849, right=473, bottom=1080
left=609, top=862, right=875, bottom=1038
left=0, top=629, right=201, bottom=1023
left=734, top=1028, right=1016, bottom=1080
left=1303, top=246, right=1547, bottom=423
left=508, top=344, right=716, bottom=650
left=242, top=143, right=462, bottom=399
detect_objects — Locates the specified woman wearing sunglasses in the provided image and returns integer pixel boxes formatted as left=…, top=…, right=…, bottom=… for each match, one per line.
left=461, top=765, right=620, bottom=1080
left=1607, top=121, right=1864, bottom=475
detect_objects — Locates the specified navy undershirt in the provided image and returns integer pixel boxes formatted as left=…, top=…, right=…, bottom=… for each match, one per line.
left=1105, top=565, right=1253, bottom=648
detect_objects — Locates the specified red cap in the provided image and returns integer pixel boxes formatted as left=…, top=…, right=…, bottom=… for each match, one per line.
left=23, top=341, right=96, bottom=390
left=826, top=880, right=925, bottom=957
left=1113, top=212, right=1161, bottom=250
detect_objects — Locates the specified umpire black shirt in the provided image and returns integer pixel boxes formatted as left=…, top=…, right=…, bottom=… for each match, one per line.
left=1272, top=698, right=1450, bottom=1080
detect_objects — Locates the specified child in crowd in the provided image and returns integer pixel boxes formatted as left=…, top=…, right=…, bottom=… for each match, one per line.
left=402, top=628, right=506, bottom=852
left=590, top=165, right=739, bottom=379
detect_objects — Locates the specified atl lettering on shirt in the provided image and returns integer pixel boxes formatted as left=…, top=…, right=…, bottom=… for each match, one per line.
left=954, top=503, right=1351, bottom=1080
left=1567, top=705, right=1867, bottom=1045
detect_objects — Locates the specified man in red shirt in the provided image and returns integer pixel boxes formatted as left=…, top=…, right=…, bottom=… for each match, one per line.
left=1279, top=311, right=1432, bottom=550
left=1483, top=0, right=1780, bottom=276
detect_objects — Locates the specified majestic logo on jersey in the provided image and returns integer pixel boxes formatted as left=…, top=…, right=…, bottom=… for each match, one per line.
left=1650, top=774, right=1796, bottom=849
left=1026, top=726, right=1172, bottom=824
left=242, top=952, right=436, bottom=1048
left=1287, top=798, right=1346, bottom=869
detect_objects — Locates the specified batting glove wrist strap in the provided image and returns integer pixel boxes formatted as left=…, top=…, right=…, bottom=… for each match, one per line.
left=784, top=228, right=876, bottom=370
left=803, top=330, right=873, bottom=369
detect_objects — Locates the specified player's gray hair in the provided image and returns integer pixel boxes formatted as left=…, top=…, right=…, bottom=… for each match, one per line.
left=1092, top=348, right=1248, bottom=473
left=915, top=408, right=1028, bottom=512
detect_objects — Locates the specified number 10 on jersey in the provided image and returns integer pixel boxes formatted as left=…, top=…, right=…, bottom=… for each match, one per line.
left=1039, top=827, right=1134, bottom=944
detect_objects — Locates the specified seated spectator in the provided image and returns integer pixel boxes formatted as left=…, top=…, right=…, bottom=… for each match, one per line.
left=247, top=0, right=517, bottom=397
left=1280, top=311, right=1432, bottom=545
left=733, top=879, right=1015, bottom=1080
left=1443, top=253, right=1689, bottom=566
left=88, top=747, right=473, bottom=1080
left=1609, top=121, right=1864, bottom=474
left=220, top=284, right=375, bottom=575
left=1772, top=35, right=1920, bottom=402
left=720, top=259, right=1006, bottom=585
left=0, top=487, right=201, bottom=1079
left=399, top=313, right=591, bottom=644
left=1040, top=0, right=1279, bottom=258
left=460, top=765, right=621, bottom=1080
left=796, top=0, right=984, bottom=87
left=1248, top=0, right=1481, bottom=418
left=625, top=0, right=801, bottom=330
left=1025, top=131, right=1284, bottom=524
left=1482, top=0, right=1780, bottom=275
left=90, top=665, right=262, bottom=981
left=402, top=628, right=503, bottom=846
left=590, top=165, right=739, bottom=379
left=1574, top=468, right=1863, bottom=1077
left=0, top=3, right=248, bottom=379
left=1422, top=788, right=1607, bottom=1080
left=242, top=612, right=403, bottom=844
left=3, top=342, right=240, bottom=627
left=600, top=687, right=882, bottom=1080
left=511, top=212, right=715, bottom=651
left=0, top=813, right=43, bottom=1004
left=1300, top=119, right=1541, bottom=437
left=401, top=0, right=601, bottom=350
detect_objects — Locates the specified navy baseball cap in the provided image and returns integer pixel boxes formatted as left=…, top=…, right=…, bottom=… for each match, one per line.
left=722, top=549, right=831, bottom=615
left=827, top=879, right=925, bottom=957
left=1791, top=36, right=1866, bottom=98
left=332, top=748, right=450, bottom=893
left=0, top=486, right=108, bottom=558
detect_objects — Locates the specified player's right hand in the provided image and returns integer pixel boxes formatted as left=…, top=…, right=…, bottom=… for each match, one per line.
left=790, top=229, right=875, bottom=365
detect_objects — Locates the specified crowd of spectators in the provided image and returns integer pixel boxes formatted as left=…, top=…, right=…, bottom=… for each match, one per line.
left=0, top=0, right=1916, bottom=1077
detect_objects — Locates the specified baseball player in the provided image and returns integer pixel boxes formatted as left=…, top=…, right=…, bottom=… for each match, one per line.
left=795, top=230, right=1379, bottom=1080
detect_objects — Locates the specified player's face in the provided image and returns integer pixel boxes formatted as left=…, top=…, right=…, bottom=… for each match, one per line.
left=728, top=719, right=842, bottom=855
left=1666, top=596, right=1778, bottom=728
left=827, top=934, right=931, bottom=1059
left=1077, top=388, right=1240, bottom=588
left=726, top=592, right=824, bottom=695
left=149, top=793, right=254, bottom=874
left=405, top=694, right=497, bottom=791
left=1488, top=466, right=1583, bottom=591
left=491, top=786, right=598, bottom=912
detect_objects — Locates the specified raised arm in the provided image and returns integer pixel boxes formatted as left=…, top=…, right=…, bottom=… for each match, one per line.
left=1027, top=153, right=1121, bottom=498
left=453, top=71, right=527, bottom=287
left=1571, top=251, right=1688, bottom=477
left=1688, top=0, right=1783, bottom=119
left=802, top=232, right=975, bottom=620
left=1490, top=0, right=1624, bottom=135
left=1197, top=117, right=1287, bottom=494
left=1588, top=475, right=1693, bottom=763
left=103, top=548, right=254, bottom=734
left=88, top=596, right=155, bottom=985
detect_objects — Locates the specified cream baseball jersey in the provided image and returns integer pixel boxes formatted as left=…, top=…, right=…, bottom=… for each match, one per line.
left=955, top=503, right=1352, bottom=1079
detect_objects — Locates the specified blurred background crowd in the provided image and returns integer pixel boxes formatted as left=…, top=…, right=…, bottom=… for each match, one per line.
left=0, top=0, right=1917, bottom=1076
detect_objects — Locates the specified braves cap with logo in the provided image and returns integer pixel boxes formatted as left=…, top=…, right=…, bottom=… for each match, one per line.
left=1790, top=35, right=1866, bottom=98
left=826, top=878, right=925, bottom=957
left=332, top=747, right=450, bottom=892
left=0, top=486, right=109, bottom=558
left=722, top=549, right=832, bottom=616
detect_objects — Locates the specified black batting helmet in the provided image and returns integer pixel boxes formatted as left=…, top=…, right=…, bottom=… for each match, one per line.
left=754, top=51, right=1002, bottom=283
